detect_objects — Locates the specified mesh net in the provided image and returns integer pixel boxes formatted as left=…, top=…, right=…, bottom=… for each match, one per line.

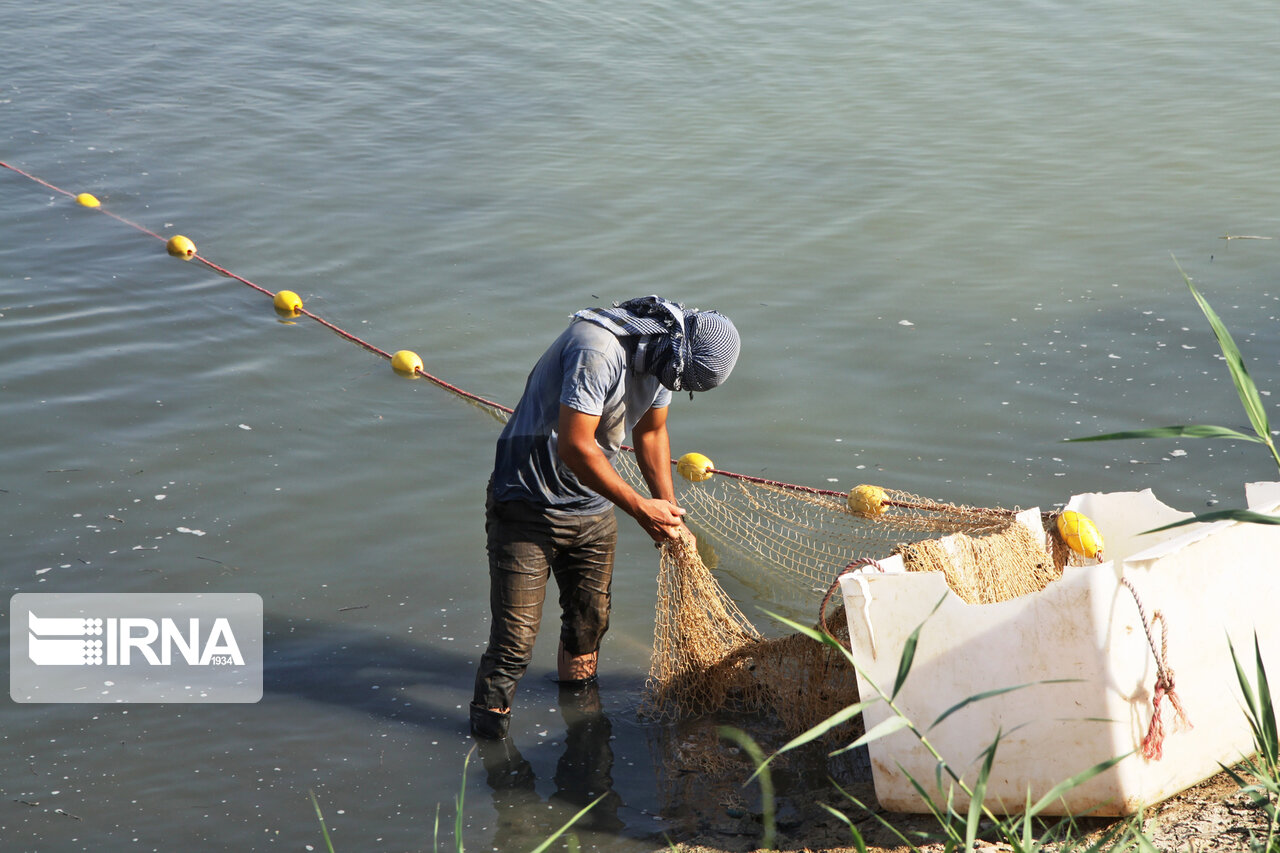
left=639, top=530, right=859, bottom=736
left=898, top=521, right=1063, bottom=605
left=613, top=453, right=1078, bottom=735
left=676, top=475, right=1018, bottom=596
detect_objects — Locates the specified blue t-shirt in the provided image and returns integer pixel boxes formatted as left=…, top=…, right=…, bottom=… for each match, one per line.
left=492, top=320, right=672, bottom=514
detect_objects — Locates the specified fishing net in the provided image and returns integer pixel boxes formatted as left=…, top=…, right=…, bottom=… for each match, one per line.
left=0, top=162, right=1091, bottom=760
left=639, top=530, right=859, bottom=736
left=898, top=521, right=1063, bottom=605
left=614, top=453, right=1077, bottom=734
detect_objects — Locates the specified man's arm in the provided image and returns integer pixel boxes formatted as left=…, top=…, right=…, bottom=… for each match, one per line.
left=557, top=404, right=686, bottom=542
left=631, top=404, right=676, bottom=505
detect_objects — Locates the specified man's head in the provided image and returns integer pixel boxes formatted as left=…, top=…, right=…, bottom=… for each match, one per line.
left=659, top=309, right=739, bottom=392
left=571, top=295, right=741, bottom=393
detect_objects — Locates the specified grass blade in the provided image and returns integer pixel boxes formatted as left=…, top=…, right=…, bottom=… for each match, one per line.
left=965, top=734, right=1000, bottom=850
left=1066, top=260, right=1280, bottom=475
left=774, top=699, right=878, bottom=757
left=892, top=628, right=919, bottom=701
left=819, top=803, right=869, bottom=853
left=526, top=795, right=605, bottom=853
left=893, top=594, right=947, bottom=700
left=1230, top=638, right=1267, bottom=747
left=762, top=610, right=855, bottom=662
left=454, top=747, right=474, bottom=853
left=1134, top=827, right=1162, bottom=853
left=929, top=680, right=1079, bottom=731
left=1252, top=634, right=1279, bottom=768
left=1222, top=761, right=1270, bottom=807
left=1145, top=508, right=1280, bottom=534
left=718, top=727, right=775, bottom=851
left=903, top=765, right=955, bottom=842
left=1065, top=424, right=1262, bottom=444
left=1178, top=259, right=1272, bottom=445
left=1025, top=752, right=1131, bottom=819
left=308, top=790, right=336, bottom=853
left=829, top=781, right=923, bottom=851
left=837, top=715, right=911, bottom=754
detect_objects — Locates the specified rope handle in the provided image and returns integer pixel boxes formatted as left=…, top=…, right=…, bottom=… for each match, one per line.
left=1121, top=576, right=1193, bottom=760
left=818, top=558, right=884, bottom=646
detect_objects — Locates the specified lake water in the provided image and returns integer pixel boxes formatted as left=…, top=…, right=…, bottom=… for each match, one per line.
left=4, top=1, right=1280, bottom=850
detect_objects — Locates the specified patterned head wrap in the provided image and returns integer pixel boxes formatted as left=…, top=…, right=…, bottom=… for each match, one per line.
left=572, top=295, right=740, bottom=393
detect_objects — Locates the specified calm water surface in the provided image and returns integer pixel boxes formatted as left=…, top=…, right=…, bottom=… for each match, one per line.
left=4, top=1, right=1280, bottom=849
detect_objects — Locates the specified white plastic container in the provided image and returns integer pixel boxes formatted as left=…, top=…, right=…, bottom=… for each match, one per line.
left=840, top=482, right=1280, bottom=816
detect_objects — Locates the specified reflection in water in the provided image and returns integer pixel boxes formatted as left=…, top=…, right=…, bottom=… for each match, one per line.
left=476, top=682, right=624, bottom=850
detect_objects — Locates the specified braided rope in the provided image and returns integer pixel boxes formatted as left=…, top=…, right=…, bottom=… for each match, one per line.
left=1121, top=577, right=1193, bottom=760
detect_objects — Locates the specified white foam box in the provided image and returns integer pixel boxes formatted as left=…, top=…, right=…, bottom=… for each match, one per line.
left=839, top=482, right=1280, bottom=815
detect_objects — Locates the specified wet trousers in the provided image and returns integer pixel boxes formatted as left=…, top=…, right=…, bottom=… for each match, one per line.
left=472, top=490, right=617, bottom=713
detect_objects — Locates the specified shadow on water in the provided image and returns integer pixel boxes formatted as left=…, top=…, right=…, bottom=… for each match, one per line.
left=262, top=612, right=475, bottom=730
left=260, top=612, right=873, bottom=850
left=0, top=608, right=866, bottom=849
left=260, top=612, right=668, bottom=851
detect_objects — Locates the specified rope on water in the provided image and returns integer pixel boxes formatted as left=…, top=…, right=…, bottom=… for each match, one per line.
left=1121, top=576, right=1192, bottom=761
left=2, top=160, right=521, bottom=418
left=5, top=160, right=878, bottom=491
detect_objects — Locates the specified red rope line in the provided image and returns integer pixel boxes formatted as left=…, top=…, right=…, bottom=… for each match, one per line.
left=4, top=160, right=848, bottom=488
left=0, top=161, right=72, bottom=197
left=3, top=160, right=517, bottom=416
left=707, top=467, right=846, bottom=497
left=197, top=248, right=516, bottom=414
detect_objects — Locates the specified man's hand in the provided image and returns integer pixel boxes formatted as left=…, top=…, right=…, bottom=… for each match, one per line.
left=558, top=405, right=686, bottom=543
left=634, top=497, right=687, bottom=543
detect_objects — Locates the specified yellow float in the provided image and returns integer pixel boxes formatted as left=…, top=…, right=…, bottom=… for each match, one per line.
left=391, top=350, right=423, bottom=376
left=166, top=234, right=197, bottom=259
left=1057, top=510, right=1104, bottom=560
left=676, top=452, right=714, bottom=482
left=273, top=290, right=303, bottom=313
left=848, top=484, right=887, bottom=517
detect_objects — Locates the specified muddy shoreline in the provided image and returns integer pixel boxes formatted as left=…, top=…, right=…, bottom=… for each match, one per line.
left=661, top=768, right=1267, bottom=852
left=639, top=716, right=1267, bottom=853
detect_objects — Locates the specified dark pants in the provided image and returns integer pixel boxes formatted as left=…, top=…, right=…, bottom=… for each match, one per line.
left=472, top=491, right=617, bottom=713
